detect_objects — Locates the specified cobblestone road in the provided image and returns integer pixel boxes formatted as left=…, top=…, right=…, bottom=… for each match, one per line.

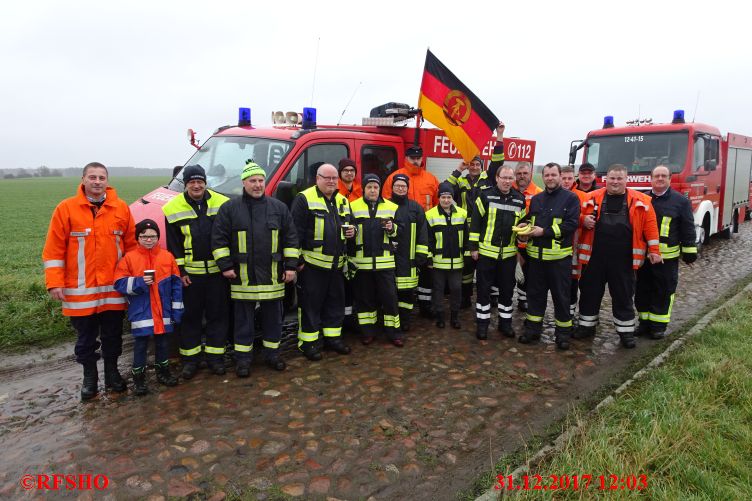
left=1, top=224, right=751, bottom=500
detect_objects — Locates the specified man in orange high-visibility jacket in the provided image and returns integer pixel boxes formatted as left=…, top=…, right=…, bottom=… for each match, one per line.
left=43, top=162, right=136, bottom=400
left=513, top=161, right=543, bottom=312
left=382, top=145, right=439, bottom=317
left=574, top=163, right=661, bottom=349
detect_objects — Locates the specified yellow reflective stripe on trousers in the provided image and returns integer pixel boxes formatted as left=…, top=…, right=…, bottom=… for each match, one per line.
left=234, top=344, right=253, bottom=353
left=555, top=318, right=573, bottom=328
left=322, top=327, right=341, bottom=337
left=263, top=340, right=280, bottom=349
left=237, top=230, right=248, bottom=285
left=682, top=246, right=697, bottom=254
left=383, top=314, right=401, bottom=328
left=357, top=311, right=378, bottom=325
left=297, top=308, right=319, bottom=342
left=649, top=294, right=675, bottom=323
left=526, top=313, right=543, bottom=322
left=180, top=346, right=202, bottom=356
left=204, top=345, right=226, bottom=354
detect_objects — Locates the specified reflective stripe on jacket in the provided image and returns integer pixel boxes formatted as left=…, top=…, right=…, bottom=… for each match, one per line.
left=650, top=187, right=697, bottom=260
left=42, top=186, right=136, bottom=316
left=162, top=189, right=229, bottom=275
left=391, top=196, right=429, bottom=289
left=578, top=188, right=660, bottom=269
left=114, top=246, right=183, bottom=336
left=525, top=186, right=581, bottom=261
left=468, top=186, right=526, bottom=260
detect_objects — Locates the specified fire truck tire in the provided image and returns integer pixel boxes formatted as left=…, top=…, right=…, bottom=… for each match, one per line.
left=719, top=225, right=732, bottom=240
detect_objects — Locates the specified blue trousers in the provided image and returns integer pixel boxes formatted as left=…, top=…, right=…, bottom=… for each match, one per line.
left=133, top=334, right=170, bottom=368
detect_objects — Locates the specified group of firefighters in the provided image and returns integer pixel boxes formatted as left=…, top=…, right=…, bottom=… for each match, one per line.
left=42, top=122, right=697, bottom=400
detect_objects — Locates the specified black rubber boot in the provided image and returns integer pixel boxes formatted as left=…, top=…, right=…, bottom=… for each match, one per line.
left=325, top=338, right=351, bottom=355
left=155, top=361, right=178, bottom=386
left=555, top=329, right=571, bottom=350
left=236, top=360, right=251, bottom=378
left=620, top=332, right=636, bottom=349
left=81, top=363, right=98, bottom=401
left=132, top=367, right=148, bottom=396
left=636, top=321, right=651, bottom=337
left=181, top=361, right=198, bottom=380
left=649, top=324, right=667, bottom=340
left=435, top=312, right=445, bottom=329
left=299, top=342, right=322, bottom=361
left=419, top=303, right=433, bottom=319
left=400, top=311, right=411, bottom=332
left=497, top=320, right=516, bottom=338
left=264, top=352, right=287, bottom=371
left=104, top=359, right=127, bottom=393
left=476, top=323, right=489, bottom=340
left=450, top=310, right=461, bottom=329
left=573, top=325, right=596, bottom=339
left=207, top=359, right=226, bottom=376
left=518, top=321, right=541, bottom=344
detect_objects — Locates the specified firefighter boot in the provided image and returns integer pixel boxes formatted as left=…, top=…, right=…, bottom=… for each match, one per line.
left=207, top=359, right=226, bottom=376
left=235, top=359, right=251, bottom=378
left=619, top=332, right=636, bottom=349
left=476, top=322, right=489, bottom=340
left=132, top=367, right=148, bottom=396
left=419, top=302, right=433, bottom=319
left=555, top=328, right=571, bottom=351
left=181, top=361, right=198, bottom=380
left=450, top=310, right=461, bottom=329
left=497, top=319, right=516, bottom=338
left=435, top=311, right=446, bottom=329
left=156, top=361, right=178, bottom=386
left=518, top=320, right=542, bottom=344
left=81, top=363, right=98, bottom=401
left=399, top=310, right=411, bottom=332
left=265, top=353, right=287, bottom=371
left=300, top=341, right=322, bottom=361
left=325, top=337, right=352, bottom=355
left=636, top=321, right=651, bottom=337
left=104, top=358, right=127, bottom=393
left=650, top=324, right=667, bottom=340
left=573, top=325, right=596, bottom=340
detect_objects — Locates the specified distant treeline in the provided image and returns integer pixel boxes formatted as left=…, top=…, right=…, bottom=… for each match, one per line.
left=2, top=166, right=173, bottom=179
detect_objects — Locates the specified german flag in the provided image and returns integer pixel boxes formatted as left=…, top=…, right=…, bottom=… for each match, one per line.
left=418, top=49, right=499, bottom=162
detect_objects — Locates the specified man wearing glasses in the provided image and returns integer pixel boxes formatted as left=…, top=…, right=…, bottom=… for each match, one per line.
left=291, top=164, right=356, bottom=361
left=43, top=162, right=136, bottom=400
left=337, top=158, right=362, bottom=202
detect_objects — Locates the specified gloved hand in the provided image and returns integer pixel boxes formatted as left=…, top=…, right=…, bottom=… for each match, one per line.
left=682, top=252, right=697, bottom=264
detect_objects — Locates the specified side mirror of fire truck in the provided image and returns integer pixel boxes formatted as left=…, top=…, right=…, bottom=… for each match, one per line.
left=187, top=129, right=200, bottom=150
left=569, top=140, right=584, bottom=165
left=704, top=159, right=717, bottom=171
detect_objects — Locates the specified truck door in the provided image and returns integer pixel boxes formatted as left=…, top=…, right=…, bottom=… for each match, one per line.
left=272, top=142, right=352, bottom=206
left=358, top=142, right=400, bottom=183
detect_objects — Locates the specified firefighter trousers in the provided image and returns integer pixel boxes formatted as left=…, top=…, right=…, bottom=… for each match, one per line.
left=570, top=277, right=579, bottom=316
left=475, top=256, right=516, bottom=327
left=635, top=258, right=679, bottom=333
left=525, top=258, right=572, bottom=337
left=432, top=268, right=462, bottom=314
left=353, top=269, right=402, bottom=340
left=234, top=300, right=283, bottom=361
left=462, top=255, right=476, bottom=304
left=516, top=251, right=529, bottom=307
left=179, top=273, right=230, bottom=363
left=396, top=285, right=416, bottom=327
left=416, top=265, right=432, bottom=313
left=70, top=310, right=124, bottom=365
left=297, top=265, right=345, bottom=346
left=578, top=252, right=636, bottom=334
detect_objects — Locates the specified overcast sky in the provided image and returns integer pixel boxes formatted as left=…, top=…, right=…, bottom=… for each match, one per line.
left=2, top=0, right=751, bottom=170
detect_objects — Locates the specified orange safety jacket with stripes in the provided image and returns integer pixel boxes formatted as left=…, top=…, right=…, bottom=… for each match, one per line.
left=569, top=187, right=589, bottom=280
left=42, top=185, right=136, bottom=316
left=578, top=188, right=660, bottom=270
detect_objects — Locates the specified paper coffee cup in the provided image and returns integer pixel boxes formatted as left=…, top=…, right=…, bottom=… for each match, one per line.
left=144, top=270, right=155, bottom=280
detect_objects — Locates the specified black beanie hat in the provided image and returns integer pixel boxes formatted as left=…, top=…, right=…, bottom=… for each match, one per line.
left=135, top=219, right=160, bottom=239
left=438, top=181, right=454, bottom=197
left=392, top=173, right=410, bottom=187
left=406, top=145, right=423, bottom=157
left=183, top=164, right=207, bottom=184
left=362, top=173, right=381, bottom=189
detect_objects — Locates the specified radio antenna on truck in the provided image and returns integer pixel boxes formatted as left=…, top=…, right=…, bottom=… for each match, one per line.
left=692, top=91, right=701, bottom=123
left=337, top=82, right=362, bottom=125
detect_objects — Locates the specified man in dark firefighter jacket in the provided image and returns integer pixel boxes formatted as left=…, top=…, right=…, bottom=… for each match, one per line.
left=348, top=174, right=403, bottom=346
left=162, top=165, right=230, bottom=379
left=635, top=165, right=697, bottom=339
left=517, top=163, right=580, bottom=349
left=291, top=164, right=355, bottom=361
left=469, top=165, right=526, bottom=340
left=212, top=162, right=299, bottom=376
left=446, top=155, right=489, bottom=308
left=389, top=174, right=429, bottom=332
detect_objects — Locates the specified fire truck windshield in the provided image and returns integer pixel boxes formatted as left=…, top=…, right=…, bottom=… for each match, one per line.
left=585, top=132, right=689, bottom=174
left=168, top=136, right=293, bottom=195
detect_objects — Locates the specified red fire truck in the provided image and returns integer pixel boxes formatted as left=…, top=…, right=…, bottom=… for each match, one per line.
left=131, top=104, right=536, bottom=236
left=568, top=110, right=752, bottom=248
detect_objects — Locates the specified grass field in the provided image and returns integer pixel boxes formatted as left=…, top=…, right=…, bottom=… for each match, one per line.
left=0, top=176, right=168, bottom=352
left=463, top=292, right=752, bottom=500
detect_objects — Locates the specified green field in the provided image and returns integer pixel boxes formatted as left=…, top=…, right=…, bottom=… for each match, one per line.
left=0, top=176, right=167, bottom=352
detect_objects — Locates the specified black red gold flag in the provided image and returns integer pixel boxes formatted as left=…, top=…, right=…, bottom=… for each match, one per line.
left=418, top=49, right=499, bottom=162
